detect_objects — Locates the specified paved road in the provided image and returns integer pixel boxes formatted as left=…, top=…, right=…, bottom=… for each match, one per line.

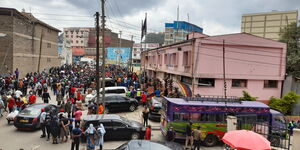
left=0, top=90, right=224, bottom=150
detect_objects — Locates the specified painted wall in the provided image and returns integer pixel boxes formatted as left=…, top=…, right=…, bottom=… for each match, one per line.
left=142, top=33, right=286, bottom=101
left=106, top=47, right=131, bottom=64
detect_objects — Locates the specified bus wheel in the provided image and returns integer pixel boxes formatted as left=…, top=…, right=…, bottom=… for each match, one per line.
left=204, top=134, right=218, bottom=147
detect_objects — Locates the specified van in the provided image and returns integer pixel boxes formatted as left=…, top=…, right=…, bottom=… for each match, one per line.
left=100, top=86, right=128, bottom=97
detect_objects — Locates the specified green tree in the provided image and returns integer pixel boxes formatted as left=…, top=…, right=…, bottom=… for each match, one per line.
left=279, top=22, right=300, bottom=77
left=144, top=33, right=164, bottom=46
left=239, top=91, right=257, bottom=101
left=269, top=91, right=300, bottom=115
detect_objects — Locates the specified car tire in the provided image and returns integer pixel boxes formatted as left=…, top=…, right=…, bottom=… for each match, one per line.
left=129, top=105, right=136, bottom=112
left=204, top=134, right=218, bottom=147
left=131, top=132, right=140, bottom=139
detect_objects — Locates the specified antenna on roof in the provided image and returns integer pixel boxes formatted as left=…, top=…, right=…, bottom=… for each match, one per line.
left=21, top=8, right=25, bottom=12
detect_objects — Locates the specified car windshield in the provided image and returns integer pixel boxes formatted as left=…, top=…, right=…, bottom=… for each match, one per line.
left=20, top=107, right=41, bottom=116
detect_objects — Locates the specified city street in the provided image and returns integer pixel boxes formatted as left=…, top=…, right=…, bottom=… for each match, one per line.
left=0, top=91, right=224, bottom=150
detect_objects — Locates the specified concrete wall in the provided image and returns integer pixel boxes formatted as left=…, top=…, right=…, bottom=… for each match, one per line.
left=0, top=15, right=13, bottom=75
left=241, top=10, right=298, bottom=41
left=142, top=33, right=286, bottom=101
left=0, top=10, right=60, bottom=77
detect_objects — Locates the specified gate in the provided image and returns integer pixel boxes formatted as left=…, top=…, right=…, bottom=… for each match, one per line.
left=237, top=119, right=291, bottom=150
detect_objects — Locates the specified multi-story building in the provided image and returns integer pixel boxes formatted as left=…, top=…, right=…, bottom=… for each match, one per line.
left=132, top=43, right=159, bottom=66
left=164, top=21, right=203, bottom=46
left=63, top=27, right=90, bottom=61
left=241, top=10, right=298, bottom=41
left=141, top=32, right=286, bottom=103
left=0, top=7, right=60, bottom=77
left=85, top=29, right=133, bottom=60
left=63, top=27, right=133, bottom=61
left=58, top=34, right=72, bottom=65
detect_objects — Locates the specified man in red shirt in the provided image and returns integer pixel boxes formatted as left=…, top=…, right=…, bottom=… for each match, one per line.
left=8, top=95, right=16, bottom=113
left=28, top=92, right=37, bottom=105
left=141, top=92, right=147, bottom=107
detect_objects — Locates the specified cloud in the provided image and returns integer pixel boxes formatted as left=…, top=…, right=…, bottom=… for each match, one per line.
left=0, top=0, right=299, bottom=41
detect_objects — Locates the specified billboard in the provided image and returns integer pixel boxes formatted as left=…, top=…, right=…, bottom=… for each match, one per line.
left=106, top=47, right=131, bottom=65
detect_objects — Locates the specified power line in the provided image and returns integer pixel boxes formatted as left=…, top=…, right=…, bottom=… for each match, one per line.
left=201, top=45, right=285, bottom=59
left=203, top=38, right=286, bottom=55
left=198, top=52, right=285, bottom=67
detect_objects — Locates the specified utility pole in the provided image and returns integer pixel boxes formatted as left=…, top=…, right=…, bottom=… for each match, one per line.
left=118, top=31, right=122, bottom=66
left=37, top=30, right=43, bottom=73
left=223, top=39, right=227, bottom=99
left=128, top=35, right=133, bottom=71
left=95, top=12, right=100, bottom=105
left=101, top=0, right=106, bottom=113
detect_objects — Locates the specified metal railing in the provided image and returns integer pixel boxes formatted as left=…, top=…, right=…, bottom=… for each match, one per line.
left=237, top=120, right=291, bottom=150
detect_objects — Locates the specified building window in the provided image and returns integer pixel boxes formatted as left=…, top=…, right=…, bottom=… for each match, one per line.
left=47, top=43, right=51, bottom=48
left=134, top=54, right=137, bottom=57
left=81, top=40, right=83, bottom=43
left=47, top=29, right=51, bottom=33
left=183, top=51, right=191, bottom=66
left=71, top=40, right=73, bottom=43
left=76, top=40, right=78, bottom=43
left=66, top=35, right=69, bottom=38
left=65, top=31, right=68, bottom=34
left=71, top=35, right=73, bottom=38
left=81, top=31, right=83, bottom=34
left=264, top=80, right=278, bottom=88
left=232, top=79, right=247, bottom=88
left=47, top=58, right=51, bottom=62
left=181, top=76, right=192, bottom=85
left=164, top=54, right=168, bottom=65
left=198, top=78, right=215, bottom=87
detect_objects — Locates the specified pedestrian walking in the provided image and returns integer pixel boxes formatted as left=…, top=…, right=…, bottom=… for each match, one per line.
left=85, top=124, right=98, bottom=149
left=185, top=122, right=193, bottom=149
left=74, top=108, right=82, bottom=126
left=45, top=111, right=52, bottom=141
left=96, top=124, right=106, bottom=150
left=142, top=106, right=149, bottom=127
left=71, top=124, right=82, bottom=150
left=59, top=113, right=70, bottom=143
left=50, top=114, right=60, bottom=144
left=193, top=126, right=202, bottom=150
left=40, top=108, right=47, bottom=138
left=141, top=91, right=147, bottom=107
left=42, top=89, right=51, bottom=103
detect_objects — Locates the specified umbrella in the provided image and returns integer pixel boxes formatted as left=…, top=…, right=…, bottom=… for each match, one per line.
left=222, top=130, right=271, bottom=150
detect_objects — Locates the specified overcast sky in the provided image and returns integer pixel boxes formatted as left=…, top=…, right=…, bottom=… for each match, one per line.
left=1, top=0, right=299, bottom=41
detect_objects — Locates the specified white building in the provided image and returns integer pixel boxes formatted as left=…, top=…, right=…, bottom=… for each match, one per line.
left=132, top=43, right=159, bottom=73
left=58, top=34, right=72, bottom=65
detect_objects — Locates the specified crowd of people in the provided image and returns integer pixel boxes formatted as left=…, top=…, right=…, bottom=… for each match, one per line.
left=0, top=64, right=156, bottom=150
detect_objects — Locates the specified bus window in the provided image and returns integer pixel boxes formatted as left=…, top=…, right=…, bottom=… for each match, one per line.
left=200, top=114, right=216, bottom=122
left=191, top=113, right=201, bottom=121
left=216, top=114, right=225, bottom=122
left=173, top=113, right=190, bottom=122
left=257, top=115, right=269, bottom=122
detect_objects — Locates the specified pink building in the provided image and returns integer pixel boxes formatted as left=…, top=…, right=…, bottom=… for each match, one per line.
left=141, top=33, right=287, bottom=103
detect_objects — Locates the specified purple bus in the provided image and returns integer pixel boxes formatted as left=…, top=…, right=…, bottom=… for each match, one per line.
left=160, top=96, right=286, bottom=147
